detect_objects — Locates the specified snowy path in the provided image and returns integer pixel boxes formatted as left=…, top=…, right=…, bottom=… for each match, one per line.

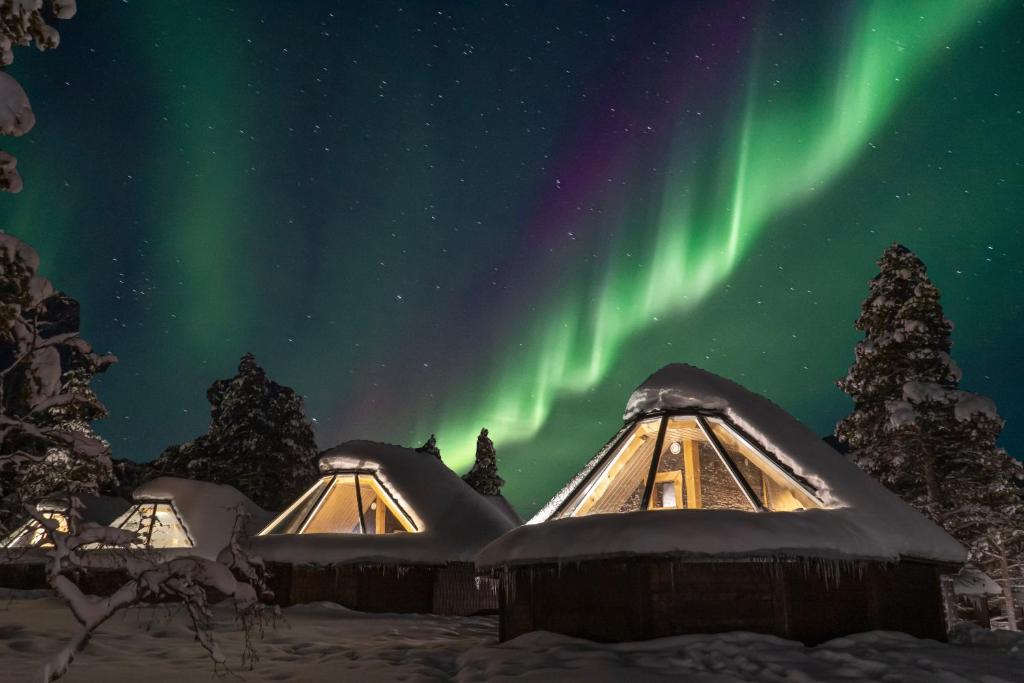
left=0, top=591, right=1021, bottom=682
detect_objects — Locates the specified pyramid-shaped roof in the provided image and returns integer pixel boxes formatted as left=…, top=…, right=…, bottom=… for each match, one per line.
left=478, top=364, right=965, bottom=568
left=251, top=440, right=518, bottom=565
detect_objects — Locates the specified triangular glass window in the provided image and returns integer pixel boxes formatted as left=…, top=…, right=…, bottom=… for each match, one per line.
left=260, top=472, right=418, bottom=535
left=706, top=418, right=819, bottom=511
left=0, top=512, right=68, bottom=549
left=650, top=417, right=755, bottom=511
left=557, top=414, right=821, bottom=519
left=110, top=502, right=194, bottom=548
left=564, top=418, right=662, bottom=517
left=262, top=476, right=330, bottom=534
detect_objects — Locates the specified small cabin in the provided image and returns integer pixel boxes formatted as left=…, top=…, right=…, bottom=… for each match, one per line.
left=0, top=494, right=129, bottom=589
left=109, top=477, right=270, bottom=559
left=477, top=364, right=966, bottom=644
left=250, top=440, right=518, bottom=615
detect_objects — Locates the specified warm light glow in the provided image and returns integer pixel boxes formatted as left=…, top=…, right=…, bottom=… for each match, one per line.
left=260, top=472, right=418, bottom=536
left=109, top=502, right=194, bottom=548
left=557, top=414, right=821, bottom=518
left=0, top=512, right=69, bottom=549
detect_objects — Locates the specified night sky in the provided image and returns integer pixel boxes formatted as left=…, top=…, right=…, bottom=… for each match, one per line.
left=1, top=1, right=1021, bottom=515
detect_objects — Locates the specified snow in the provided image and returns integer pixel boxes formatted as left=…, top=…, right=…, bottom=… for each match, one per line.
left=513, top=364, right=965, bottom=566
left=953, top=565, right=1002, bottom=596
left=251, top=440, right=517, bottom=565
left=126, top=477, right=272, bottom=560
left=478, top=507, right=955, bottom=569
left=0, top=70, right=34, bottom=136
left=889, top=382, right=1001, bottom=427
left=484, top=494, right=523, bottom=527
left=53, top=0, right=77, bottom=20
left=0, top=590, right=1021, bottom=682
left=953, top=393, right=999, bottom=422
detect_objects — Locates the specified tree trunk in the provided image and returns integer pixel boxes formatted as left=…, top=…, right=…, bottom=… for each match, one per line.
left=922, top=449, right=942, bottom=517
left=997, top=541, right=1019, bottom=631
left=940, top=573, right=959, bottom=632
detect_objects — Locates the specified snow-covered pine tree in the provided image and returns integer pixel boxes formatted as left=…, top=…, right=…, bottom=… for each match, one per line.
left=930, top=397, right=1024, bottom=630
left=462, top=428, right=504, bottom=496
left=835, top=243, right=961, bottom=514
left=154, top=353, right=318, bottom=511
left=0, top=233, right=116, bottom=528
left=415, top=433, right=441, bottom=459
left=836, top=243, right=1024, bottom=629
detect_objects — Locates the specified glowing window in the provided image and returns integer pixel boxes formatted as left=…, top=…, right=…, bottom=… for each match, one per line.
left=109, top=502, right=193, bottom=548
left=565, top=418, right=661, bottom=516
left=259, top=472, right=418, bottom=535
left=0, top=512, right=68, bottom=549
left=707, top=419, right=819, bottom=511
left=558, top=414, right=820, bottom=518
left=650, top=417, right=754, bottom=512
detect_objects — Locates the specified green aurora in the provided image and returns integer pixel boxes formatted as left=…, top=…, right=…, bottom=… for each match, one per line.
left=424, top=1, right=994, bottom=472
left=1, top=1, right=1021, bottom=515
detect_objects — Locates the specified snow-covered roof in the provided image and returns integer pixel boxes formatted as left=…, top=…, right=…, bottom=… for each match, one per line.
left=38, top=493, right=130, bottom=526
left=250, top=440, right=518, bottom=565
left=126, top=477, right=272, bottom=560
left=478, top=364, right=966, bottom=568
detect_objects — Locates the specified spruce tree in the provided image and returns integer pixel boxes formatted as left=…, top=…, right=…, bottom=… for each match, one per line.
left=154, top=353, right=318, bottom=511
left=462, top=428, right=505, bottom=496
left=415, top=433, right=441, bottom=459
left=836, top=243, right=960, bottom=512
left=837, top=243, right=1024, bottom=628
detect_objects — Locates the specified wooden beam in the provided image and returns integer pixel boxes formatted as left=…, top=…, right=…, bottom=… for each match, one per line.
left=683, top=438, right=701, bottom=509
left=697, top=416, right=763, bottom=511
left=640, top=417, right=670, bottom=510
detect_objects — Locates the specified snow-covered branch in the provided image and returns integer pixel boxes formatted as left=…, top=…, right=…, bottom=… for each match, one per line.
left=25, top=498, right=271, bottom=681
left=0, top=0, right=77, bottom=192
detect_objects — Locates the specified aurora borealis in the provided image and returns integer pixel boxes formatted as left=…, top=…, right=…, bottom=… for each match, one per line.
left=1, top=1, right=1021, bottom=514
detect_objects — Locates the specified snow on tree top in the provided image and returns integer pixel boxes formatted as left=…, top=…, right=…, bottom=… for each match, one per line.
left=484, top=364, right=966, bottom=567
left=249, top=440, right=519, bottom=566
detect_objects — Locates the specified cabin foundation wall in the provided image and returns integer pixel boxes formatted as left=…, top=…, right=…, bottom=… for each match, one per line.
left=266, top=560, right=496, bottom=616
left=496, top=557, right=953, bottom=644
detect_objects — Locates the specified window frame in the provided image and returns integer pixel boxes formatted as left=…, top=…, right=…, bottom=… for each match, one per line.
left=113, top=499, right=195, bottom=549
left=268, top=469, right=420, bottom=536
left=552, top=409, right=823, bottom=519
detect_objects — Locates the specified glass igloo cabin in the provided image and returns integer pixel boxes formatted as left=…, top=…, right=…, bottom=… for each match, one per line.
left=477, top=364, right=966, bottom=644
left=249, top=440, right=519, bottom=615
left=108, top=477, right=271, bottom=560
left=0, top=494, right=129, bottom=589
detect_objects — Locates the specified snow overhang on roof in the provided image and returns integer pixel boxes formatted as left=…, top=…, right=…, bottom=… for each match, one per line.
left=478, top=364, right=966, bottom=568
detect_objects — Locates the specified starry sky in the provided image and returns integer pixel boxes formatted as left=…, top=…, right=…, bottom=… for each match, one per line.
left=1, top=1, right=1021, bottom=515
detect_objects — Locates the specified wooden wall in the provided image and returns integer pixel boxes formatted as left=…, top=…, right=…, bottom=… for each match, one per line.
left=266, top=561, right=497, bottom=616
left=496, top=556, right=954, bottom=644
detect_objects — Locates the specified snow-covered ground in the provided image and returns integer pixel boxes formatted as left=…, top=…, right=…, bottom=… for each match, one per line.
left=0, top=590, right=1021, bottom=682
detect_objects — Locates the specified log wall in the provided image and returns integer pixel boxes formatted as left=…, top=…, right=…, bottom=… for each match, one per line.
left=496, top=556, right=954, bottom=644
left=266, top=560, right=497, bottom=616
